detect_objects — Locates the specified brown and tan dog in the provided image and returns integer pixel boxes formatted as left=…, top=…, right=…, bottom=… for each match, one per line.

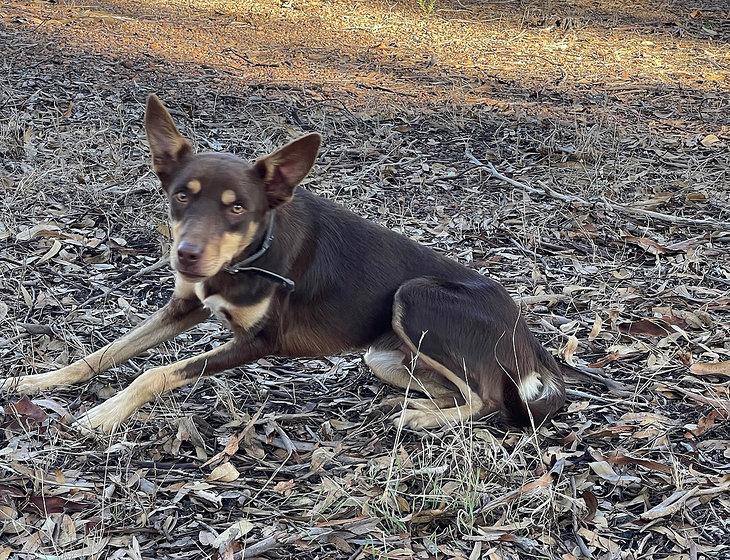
left=1, top=95, right=565, bottom=433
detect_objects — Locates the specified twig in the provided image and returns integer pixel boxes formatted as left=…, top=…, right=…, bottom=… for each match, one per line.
left=236, top=532, right=298, bottom=559
left=517, top=294, right=570, bottom=305
left=73, top=256, right=170, bottom=311
left=560, top=362, right=635, bottom=396
left=466, top=152, right=730, bottom=231
left=356, top=83, right=418, bottom=98
left=223, top=48, right=281, bottom=68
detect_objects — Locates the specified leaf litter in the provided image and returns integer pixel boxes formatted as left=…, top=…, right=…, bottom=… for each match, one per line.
left=1, top=0, right=729, bottom=559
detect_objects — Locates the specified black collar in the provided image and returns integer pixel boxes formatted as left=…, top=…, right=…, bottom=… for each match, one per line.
left=224, top=212, right=295, bottom=291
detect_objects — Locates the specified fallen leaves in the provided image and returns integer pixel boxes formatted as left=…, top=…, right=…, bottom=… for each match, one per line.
left=3, top=397, right=48, bottom=430
left=640, top=488, right=697, bottom=520
left=273, top=479, right=296, bottom=496
left=684, top=409, right=728, bottom=439
left=690, top=361, right=730, bottom=378
left=1, top=3, right=729, bottom=559
left=623, top=235, right=680, bottom=256
left=588, top=461, right=641, bottom=486
left=700, top=133, right=720, bottom=148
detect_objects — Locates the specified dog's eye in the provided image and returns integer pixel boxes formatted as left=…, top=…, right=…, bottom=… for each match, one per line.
left=230, top=204, right=245, bottom=215
left=175, top=192, right=188, bottom=203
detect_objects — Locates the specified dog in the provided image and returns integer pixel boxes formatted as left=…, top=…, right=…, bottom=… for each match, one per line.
left=0, top=95, right=565, bottom=433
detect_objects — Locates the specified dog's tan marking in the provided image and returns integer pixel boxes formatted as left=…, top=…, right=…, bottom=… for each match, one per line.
left=221, top=189, right=236, bottom=205
left=258, top=156, right=279, bottom=183
left=194, top=282, right=206, bottom=302
left=170, top=221, right=182, bottom=241
left=187, top=179, right=202, bottom=193
left=74, top=341, right=236, bottom=433
left=365, top=348, right=453, bottom=398
left=217, top=222, right=258, bottom=264
left=203, top=294, right=272, bottom=331
left=173, top=272, right=197, bottom=299
left=393, top=352, right=484, bottom=429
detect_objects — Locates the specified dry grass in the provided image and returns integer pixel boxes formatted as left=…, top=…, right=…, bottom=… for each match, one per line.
left=1, top=1, right=729, bottom=559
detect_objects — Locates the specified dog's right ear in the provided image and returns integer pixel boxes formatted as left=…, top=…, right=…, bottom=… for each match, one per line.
left=144, top=95, right=192, bottom=187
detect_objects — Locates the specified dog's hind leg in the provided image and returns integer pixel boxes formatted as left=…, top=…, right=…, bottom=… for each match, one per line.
left=364, top=343, right=459, bottom=411
left=1, top=297, right=210, bottom=394
left=389, top=279, right=493, bottom=430
left=75, top=336, right=267, bottom=433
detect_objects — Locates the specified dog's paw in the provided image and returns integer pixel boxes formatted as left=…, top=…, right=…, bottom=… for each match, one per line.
left=0, top=372, right=60, bottom=394
left=73, top=394, right=133, bottom=434
left=390, top=409, right=441, bottom=431
left=378, top=396, right=407, bottom=412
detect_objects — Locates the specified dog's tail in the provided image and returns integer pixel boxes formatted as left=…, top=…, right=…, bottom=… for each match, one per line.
left=503, top=344, right=566, bottom=428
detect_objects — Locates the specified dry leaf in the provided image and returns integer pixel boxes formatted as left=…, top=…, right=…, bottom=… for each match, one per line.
left=310, top=447, right=334, bottom=472
left=37, top=239, right=62, bottom=264
left=685, top=409, right=728, bottom=439
left=640, top=488, right=697, bottom=520
left=700, top=134, right=720, bottom=147
left=581, top=490, right=598, bottom=522
left=588, top=461, right=641, bottom=486
left=607, top=454, right=673, bottom=474
left=588, top=314, right=602, bottom=341
left=685, top=192, right=707, bottom=203
left=623, top=235, right=680, bottom=256
left=618, top=318, right=673, bottom=338
left=4, top=397, right=48, bottom=426
left=213, top=519, right=254, bottom=548
left=690, top=361, right=730, bottom=378
left=273, top=479, right=295, bottom=495
left=208, top=462, right=240, bottom=483
left=561, top=335, right=579, bottom=365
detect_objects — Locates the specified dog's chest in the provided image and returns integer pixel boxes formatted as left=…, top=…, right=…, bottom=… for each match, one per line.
left=194, top=284, right=271, bottom=331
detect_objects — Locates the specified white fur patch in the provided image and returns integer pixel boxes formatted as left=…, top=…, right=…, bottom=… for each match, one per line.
left=364, top=348, right=403, bottom=370
left=194, top=283, right=207, bottom=302
left=174, top=272, right=198, bottom=299
left=201, top=294, right=230, bottom=324
left=518, top=372, right=544, bottom=401
left=201, top=293, right=271, bottom=331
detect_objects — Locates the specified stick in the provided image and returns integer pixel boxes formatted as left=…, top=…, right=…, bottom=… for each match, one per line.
left=73, top=256, right=170, bottom=311
left=236, top=532, right=298, bottom=559
left=466, top=152, right=730, bottom=232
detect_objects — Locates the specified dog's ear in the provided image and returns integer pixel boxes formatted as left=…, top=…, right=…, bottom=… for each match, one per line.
left=254, top=133, right=321, bottom=208
left=144, top=95, right=192, bottom=187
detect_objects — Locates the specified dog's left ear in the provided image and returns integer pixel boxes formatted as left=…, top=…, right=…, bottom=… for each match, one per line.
left=254, top=133, right=321, bottom=208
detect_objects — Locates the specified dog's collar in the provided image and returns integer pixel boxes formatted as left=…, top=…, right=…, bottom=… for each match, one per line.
left=225, top=212, right=295, bottom=291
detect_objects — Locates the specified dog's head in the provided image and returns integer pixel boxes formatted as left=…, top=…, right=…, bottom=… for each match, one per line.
left=144, top=94, right=321, bottom=281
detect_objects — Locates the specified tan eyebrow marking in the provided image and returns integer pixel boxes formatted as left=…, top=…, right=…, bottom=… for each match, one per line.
left=221, top=189, right=237, bottom=205
left=187, top=179, right=202, bottom=193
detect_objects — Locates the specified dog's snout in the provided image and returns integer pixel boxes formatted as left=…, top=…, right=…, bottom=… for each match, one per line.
left=177, top=241, right=203, bottom=267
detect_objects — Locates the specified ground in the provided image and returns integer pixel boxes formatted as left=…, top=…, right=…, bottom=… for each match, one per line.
left=1, top=1, right=729, bottom=559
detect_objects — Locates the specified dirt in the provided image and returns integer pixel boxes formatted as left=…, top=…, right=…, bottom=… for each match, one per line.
left=1, top=1, right=729, bottom=559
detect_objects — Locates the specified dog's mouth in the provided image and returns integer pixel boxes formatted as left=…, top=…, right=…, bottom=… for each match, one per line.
left=175, top=268, right=210, bottom=282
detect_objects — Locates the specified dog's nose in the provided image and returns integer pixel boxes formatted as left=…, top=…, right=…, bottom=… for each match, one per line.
left=177, top=241, right=203, bottom=267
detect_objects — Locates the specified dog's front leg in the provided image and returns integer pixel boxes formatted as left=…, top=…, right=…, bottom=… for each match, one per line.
left=74, top=336, right=268, bottom=433
left=1, top=297, right=210, bottom=394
